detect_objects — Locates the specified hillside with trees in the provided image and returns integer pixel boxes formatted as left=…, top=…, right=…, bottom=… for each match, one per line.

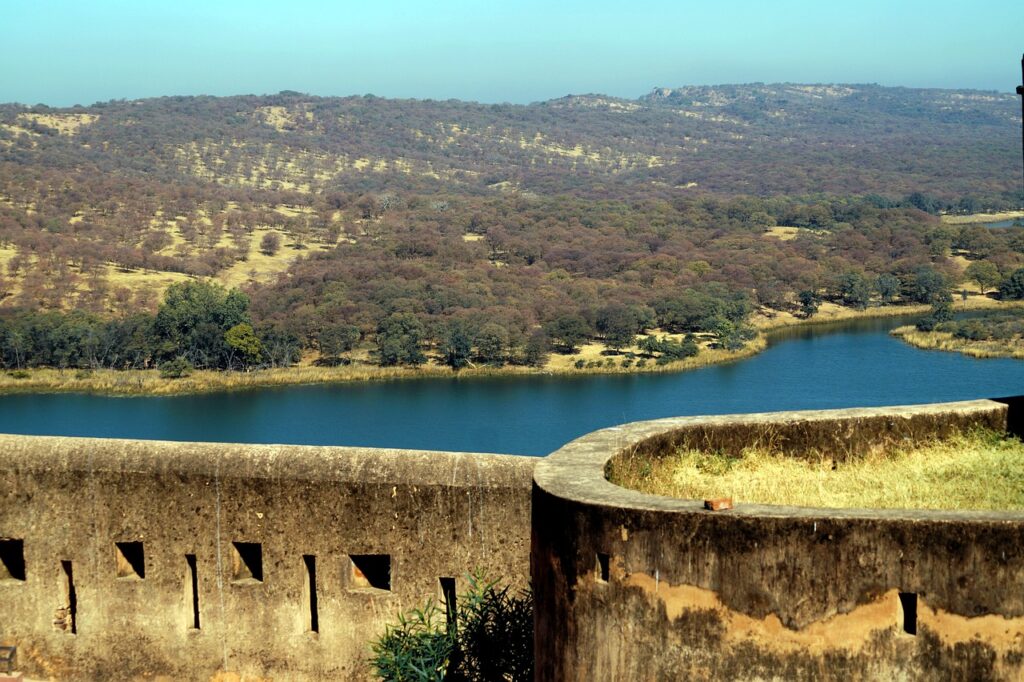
left=0, top=85, right=1021, bottom=381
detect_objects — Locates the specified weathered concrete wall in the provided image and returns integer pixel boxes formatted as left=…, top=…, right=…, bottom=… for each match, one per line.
left=0, top=435, right=535, bottom=680
left=533, top=400, right=1024, bottom=681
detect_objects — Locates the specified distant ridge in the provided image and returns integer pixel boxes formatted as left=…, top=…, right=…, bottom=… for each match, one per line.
left=0, top=83, right=1018, bottom=199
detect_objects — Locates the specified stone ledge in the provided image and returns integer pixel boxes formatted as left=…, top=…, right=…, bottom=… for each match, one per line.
left=534, top=398, right=1017, bottom=520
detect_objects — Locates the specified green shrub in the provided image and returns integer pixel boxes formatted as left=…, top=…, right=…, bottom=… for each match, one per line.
left=8, top=370, right=29, bottom=379
left=159, top=356, right=193, bottom=379
left=370, top=602, right=453, bottom=682
left=573, top=359, right=586, bottom=369
left=370, top=572, right=533, bottom=682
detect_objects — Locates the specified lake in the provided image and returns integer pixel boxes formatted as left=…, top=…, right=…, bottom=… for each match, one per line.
left=984, top=219, right=1023, bottom=229
left=1, top=315, right=1023, bottom=455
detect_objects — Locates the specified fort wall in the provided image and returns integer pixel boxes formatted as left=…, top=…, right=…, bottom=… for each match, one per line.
left=532, top=399, right=1024, bottom=681
left=0, top=436, right=535, bottom=680
left=3, top=398, right=1024, bottom=680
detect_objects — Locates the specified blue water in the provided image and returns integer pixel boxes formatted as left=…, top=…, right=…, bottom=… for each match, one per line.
left=1, top=315, right=1023, bottom=455
left=984, top=219, right=1022, bottom=229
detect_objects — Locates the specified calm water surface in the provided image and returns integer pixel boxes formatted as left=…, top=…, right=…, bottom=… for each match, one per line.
left=2, top=315, right=1023, bottom=455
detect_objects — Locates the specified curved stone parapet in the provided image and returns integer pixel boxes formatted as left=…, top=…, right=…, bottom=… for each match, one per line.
left=532, top=399, right=1024, bottom=681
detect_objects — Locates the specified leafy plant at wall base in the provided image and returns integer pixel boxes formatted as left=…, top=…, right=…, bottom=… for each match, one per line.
left=370, top=572, right=533, bottom=682
left=452, top=572, right=534, bottom=682
left=370, top=601, right=453, bottom=682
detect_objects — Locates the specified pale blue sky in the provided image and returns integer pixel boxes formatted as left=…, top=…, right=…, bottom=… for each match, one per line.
left=2, top=0, right=1022, bottom=106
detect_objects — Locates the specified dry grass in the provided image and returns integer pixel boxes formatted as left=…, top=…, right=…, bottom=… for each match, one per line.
left=752, top=297, right=1016, bottom=331
left=941, top=211, right=1024, bottom=225
left=609, top=429, right=1024, bottom=511
left=17, top=113, right=97, bottom=136
left=892, top=326, right=1024, bottom=359
left=762, top=226, right=827, bottom=241
left=217, top=227, right=298, bottom=288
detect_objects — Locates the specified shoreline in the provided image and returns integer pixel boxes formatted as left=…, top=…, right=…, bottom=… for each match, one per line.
left=0, top=298, right=1017, bottom=397
left=0, top=338, right=767, bottom=397
left=891, top=326, right=1024, bottom=360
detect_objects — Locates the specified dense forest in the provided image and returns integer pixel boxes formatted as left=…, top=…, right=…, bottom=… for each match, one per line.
left=0, top=85, right=1021, bottom=373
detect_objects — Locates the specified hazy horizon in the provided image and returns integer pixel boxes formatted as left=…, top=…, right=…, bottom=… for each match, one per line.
left=2, top=79, right=1020, bottom=110
left=2, top=0, right=1022, bottom=108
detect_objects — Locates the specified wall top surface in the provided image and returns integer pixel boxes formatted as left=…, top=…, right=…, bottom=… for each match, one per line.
left=533, top=399, right=1024, bottom=522
left=0, top=432, right=535, bottom=486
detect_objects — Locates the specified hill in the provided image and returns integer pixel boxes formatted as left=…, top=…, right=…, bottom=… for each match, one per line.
left=0, top=84, right=1021, bottom=381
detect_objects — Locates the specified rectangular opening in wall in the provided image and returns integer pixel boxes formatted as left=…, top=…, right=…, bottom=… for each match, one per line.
left=440, top=577, right=457, bottom=624
left=115, top=541, right=145, bottom=579
left=303, top=555, right=319, bottom=633
left=230, top=542, right=263, bottom=583
left=349, top=554, right=390, bottom=591
left=186, top=554, right=200, bottom=630
left=899, top=592, right=917, bottom=635
left=61, top=560, right=77, bottom=635
left=0, top=538, right=26, bottom=582
left=596, top=553, right=610, bottom=583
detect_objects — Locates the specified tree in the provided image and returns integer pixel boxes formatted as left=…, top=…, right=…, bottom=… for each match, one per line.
left=999, top=268, right=1024, bottom=300
left=225, top=323, right=263, bottom=369
left=905, top=192, right=942, bottom=214
left=522, top=330, right=549, bottom=367
left=376, top=313, right=426, bottom=366
left=595, top=305, right=637, bottom=352
left=836, top=271, right=872, bottom=310
left=259, top=231, right=281, bottom=256
left=916, top=299, right=953, bottom=331
left=441, top=320, right=473, bottom=369
left=797, top=290, right=819, bottom=318
left=153, top=281, right=251, bottom=369
left=475, top=323, right=509, bottom=365
left=159, top=356, right=193, bottom=379
left=543, top=314, right=590, bottom=353
left=908, top=266, right=950, bottom=305
left=965, top=261, right=1000, bottom=295
left=317, top=323, right=360, bottom=362
left=710, top=317, right=757, bottom=351
left=875, top=274, right=900, bottom=304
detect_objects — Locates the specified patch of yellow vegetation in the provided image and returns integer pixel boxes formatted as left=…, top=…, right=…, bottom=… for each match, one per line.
left=273, top=204, right=313, bottom=218
left=751, top=297, right=1018, bottom=331
left=461, top=234, right=484, bottom=242
left=610, top=429, right=1024, bottom=511
left=942, top=211, right=1024, bottom=225
left=0, top=122, right=39, bottom=139
left=892, top=325, right=1024, bottom=360
left=254, top=106, right=308, bottom=132
left=104, top=264, right=192, bottom=291
left=217, top=228, right=296, bottom=288
left=763, top=226, right=826, bottom=241
left=18, top=112, right=98, bottom=136
left=353, top=158, right=370, bottom=171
